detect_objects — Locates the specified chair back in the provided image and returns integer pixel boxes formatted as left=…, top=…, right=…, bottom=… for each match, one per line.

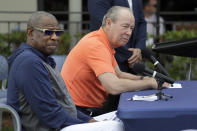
left=0, top=90, right=22, bottom=131
left=0, top=55, right=21, bottom=130
left=0, top=55, right=8, bottom=89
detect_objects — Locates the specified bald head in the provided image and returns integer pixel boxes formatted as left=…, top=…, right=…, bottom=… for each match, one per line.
left=27, top=11, right=57, bottom=28
left=102, top=6, right=133, bottom=27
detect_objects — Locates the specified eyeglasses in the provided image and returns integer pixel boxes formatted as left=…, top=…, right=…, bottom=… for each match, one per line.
left=33, top=27, right=64, bottom=36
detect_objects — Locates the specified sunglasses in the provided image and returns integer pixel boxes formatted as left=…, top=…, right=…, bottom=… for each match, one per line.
left=33, top=27, right=64, bottom=36
left=149, top=4, right=157, bottom=8
left=153, top=4, right=157, bottom=8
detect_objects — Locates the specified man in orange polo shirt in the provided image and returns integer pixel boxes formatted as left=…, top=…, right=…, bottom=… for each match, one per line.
left=61, top=6, right=158, bottom=116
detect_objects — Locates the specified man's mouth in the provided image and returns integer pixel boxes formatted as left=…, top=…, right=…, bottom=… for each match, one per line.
left=122, top=38, right=129, bottom=42
left=48, top=44, right=57, bottom=49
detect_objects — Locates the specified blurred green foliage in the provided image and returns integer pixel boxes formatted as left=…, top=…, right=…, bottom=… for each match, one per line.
left=0, top=31, right=27, bottom=57
left=57, top=33, right=71, bottom=55
left=8, top=31, right=27, bottom=48
left=0, top=34, right=11, bottom=58
left=163, top=29, right=197, bottom=41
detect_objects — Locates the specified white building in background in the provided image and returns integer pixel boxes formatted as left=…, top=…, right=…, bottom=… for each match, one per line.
left=0, top=0, right=37, bottom=33
left=0, top=0, right=84, bottom=48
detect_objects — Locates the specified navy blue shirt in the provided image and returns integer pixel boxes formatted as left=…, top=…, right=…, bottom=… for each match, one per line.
left=7, top=43, right=92, bottom=129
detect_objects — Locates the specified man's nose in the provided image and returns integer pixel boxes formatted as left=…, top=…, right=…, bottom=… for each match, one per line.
left=126, top=28, right=132, bottom=36
left=51, top=32, right=59, bottom=40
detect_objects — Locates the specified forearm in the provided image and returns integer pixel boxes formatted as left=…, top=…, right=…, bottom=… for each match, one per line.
left=118, top=71, right=141, bottom=80
left=116, top=65, right=141, bottom=80
left=110, top=78, right=156, bottom=94
left=98, top=73, right=157, bottom=95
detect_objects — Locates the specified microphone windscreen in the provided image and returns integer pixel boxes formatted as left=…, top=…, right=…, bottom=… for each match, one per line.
left=141, top=48, right=152, bottom=59
left=133, top=62, right=145, bottom=74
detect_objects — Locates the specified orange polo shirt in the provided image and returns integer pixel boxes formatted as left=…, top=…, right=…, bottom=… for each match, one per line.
left=61, top=27, right=117, bottom=108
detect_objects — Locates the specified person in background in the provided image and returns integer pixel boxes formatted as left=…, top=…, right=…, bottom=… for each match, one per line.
left=7, top=11, right=125, bottom=131
left=143, top=0, right=165, bottom=45
left=61, top=6, right=159, bottom=117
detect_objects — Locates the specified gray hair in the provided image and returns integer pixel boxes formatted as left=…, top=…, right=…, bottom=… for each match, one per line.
left=102, top=6, right=132, bottom=27
left=27, top=11, right=56, bottom=28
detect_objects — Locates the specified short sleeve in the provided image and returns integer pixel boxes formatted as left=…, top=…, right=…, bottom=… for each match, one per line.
left=86, top=44, right=116, bottom=77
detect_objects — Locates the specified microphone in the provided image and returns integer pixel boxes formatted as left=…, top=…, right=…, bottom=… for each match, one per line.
left=133, top=62, right=175, bottom=84
left=141, top=48, right=170, bottom=76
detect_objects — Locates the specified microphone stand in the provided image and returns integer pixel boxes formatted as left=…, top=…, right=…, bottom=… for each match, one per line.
left=155, top=80, right=173, bottom=101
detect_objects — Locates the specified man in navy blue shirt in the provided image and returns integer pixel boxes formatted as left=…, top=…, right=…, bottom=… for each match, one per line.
left=7, top=11, right=124, bottom=131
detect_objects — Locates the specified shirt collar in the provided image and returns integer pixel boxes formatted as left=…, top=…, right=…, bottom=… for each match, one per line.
left=98, top=27, right=116, bottom=55
left=22, top=43, right=56, bottom=68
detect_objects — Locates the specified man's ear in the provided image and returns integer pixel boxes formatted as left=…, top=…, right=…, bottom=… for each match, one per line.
left=27, top=28, right=33, bottom=37
left=106, top=18, right=112, bottom=26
